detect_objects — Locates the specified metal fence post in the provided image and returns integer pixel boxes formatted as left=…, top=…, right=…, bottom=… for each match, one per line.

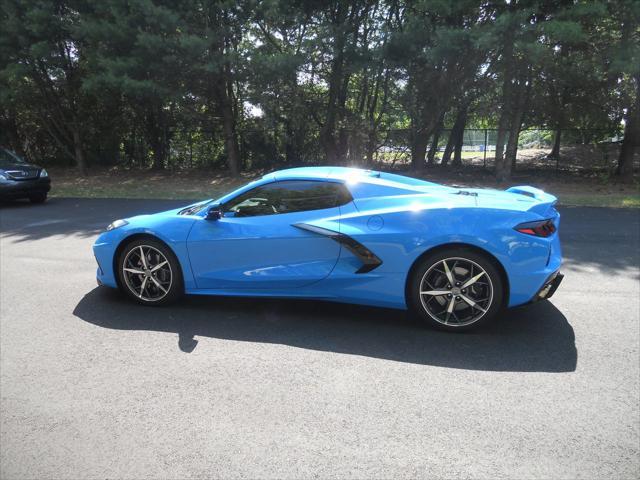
left=483, top=129, right=488, bottom=169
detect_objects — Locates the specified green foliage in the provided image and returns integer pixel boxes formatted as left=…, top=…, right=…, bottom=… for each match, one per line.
left=0, top=0, right=636, bottom=173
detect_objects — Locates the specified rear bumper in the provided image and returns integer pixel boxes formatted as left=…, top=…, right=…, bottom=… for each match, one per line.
left=533, top=270, right=563, bottom=302
left=0, top=178, right=51, bottom=199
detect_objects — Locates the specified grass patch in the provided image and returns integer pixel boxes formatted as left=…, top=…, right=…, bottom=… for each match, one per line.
left=558, top=193, right=640, bottom=208
left=49, top=168, right=249, bottom=201
left=51, top=183, right=226, bottom=200
left=47, top=167, right=639, bottom=208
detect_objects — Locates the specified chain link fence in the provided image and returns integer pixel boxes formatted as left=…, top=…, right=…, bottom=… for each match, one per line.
left=372, top=128, right=629, bottom=172
left=98, top=126, right=633, bottom=172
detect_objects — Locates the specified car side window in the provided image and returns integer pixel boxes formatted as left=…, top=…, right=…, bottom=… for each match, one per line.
left=223, top=180, right=352, bottom=217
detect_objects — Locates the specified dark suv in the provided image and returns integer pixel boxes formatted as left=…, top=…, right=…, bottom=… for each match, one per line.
left=0, top=148, right=51, bottom=203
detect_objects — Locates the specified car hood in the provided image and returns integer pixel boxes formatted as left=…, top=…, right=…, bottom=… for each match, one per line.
left=118, top=199, right=212, bottom=225
left=0, top=162, right=42, bottom=173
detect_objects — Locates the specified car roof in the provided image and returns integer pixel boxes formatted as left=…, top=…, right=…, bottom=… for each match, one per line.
left=263, top=166, right=440, bottom=189
left=263, top=166, right=379, bottom=183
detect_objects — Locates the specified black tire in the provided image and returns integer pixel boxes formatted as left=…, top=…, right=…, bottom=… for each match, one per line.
left=29, top=193, right=47, bottom=204
left=116, top=237, right=184, bottom=306
left=408, top=247, right=504, bottom=332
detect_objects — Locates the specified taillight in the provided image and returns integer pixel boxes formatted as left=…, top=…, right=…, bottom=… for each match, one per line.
left=515, top=219, right=556, bottom=237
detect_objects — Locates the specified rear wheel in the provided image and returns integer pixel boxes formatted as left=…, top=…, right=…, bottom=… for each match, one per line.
left=408, top=248, right=504, bottom=331
left=116, top=238, right=183, bottom=306
left=29, top=193, right=47, bottom=203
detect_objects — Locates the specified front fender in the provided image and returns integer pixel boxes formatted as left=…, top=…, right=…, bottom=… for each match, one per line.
left=93, top=215, right=197, bottom=290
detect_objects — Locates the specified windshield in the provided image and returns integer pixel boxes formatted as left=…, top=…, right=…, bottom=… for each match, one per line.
left=178, top=181, right=254, bottom=215
left=0, top=148, right=26, bottom=168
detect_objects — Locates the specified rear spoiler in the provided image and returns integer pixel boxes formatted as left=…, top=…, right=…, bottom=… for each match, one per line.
left=506, top=185, right=558, bottom=216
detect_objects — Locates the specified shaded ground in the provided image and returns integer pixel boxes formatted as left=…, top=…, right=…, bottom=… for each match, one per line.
left=0, top=198, right=638, bottom=478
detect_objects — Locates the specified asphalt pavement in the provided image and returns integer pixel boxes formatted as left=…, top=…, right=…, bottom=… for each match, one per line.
left=1, top=198, right=638, bottom=479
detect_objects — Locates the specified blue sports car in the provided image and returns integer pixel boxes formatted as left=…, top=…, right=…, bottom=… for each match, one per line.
left=93, top=167, right=563, bottom=331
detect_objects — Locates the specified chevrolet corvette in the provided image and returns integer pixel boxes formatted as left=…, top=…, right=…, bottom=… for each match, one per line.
left=93, top=167, right=563, bottom=331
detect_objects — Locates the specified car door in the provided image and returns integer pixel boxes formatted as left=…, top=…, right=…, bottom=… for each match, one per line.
left=187, top=180, right=351, bottom=290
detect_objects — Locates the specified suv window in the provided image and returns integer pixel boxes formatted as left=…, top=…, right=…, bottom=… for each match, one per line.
left=223, top=180, right=352, bottom=217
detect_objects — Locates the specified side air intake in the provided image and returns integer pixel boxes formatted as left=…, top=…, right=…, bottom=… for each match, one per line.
left=292, top=223, right=383, bottom=274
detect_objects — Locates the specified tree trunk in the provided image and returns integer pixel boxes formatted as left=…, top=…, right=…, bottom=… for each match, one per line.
left=452, top=128, right=465, bottom=167
left=549, top=125, right=562, bottom=159
left=443, top=106, right=468, bottom=167
left=146, top=105, right=167, bottom=170
left=548, top=85, right=566, bottom=160
left=502, top=86, right=528, bottom=180
left=150, top=138, right=165, bottom=170
left=616, top=111, right=638, bottom=180
left=616, top=75, right=639, bottom=181
left=502, top=116, right=522, bottom=180
left=494, top=19, right=516, bottom=181
left=365, top=138, right=377, bottom=166
left=427, top=115, right=444, bottom=166
left=219, top=85, right=240, bottom=176
left=411, top=126, right=429, bottom=170
left=494, top=110, right=509, bottom=178
left=211, top=57, right=241, bottom=176
left=72, top=125, right=87, bottom=175
left=508, top=73, right=532, bottom=172
left=497, top=77, right=530, bottom=179
left=441, top=132, right=453, bottom=166
left=617, top=121, right=635, bottom=178
left=411, top=100, right=441, bottom=170
left=284, top=122, right=299, bottom=166
left=320, top=2, right=350, bottom=165
left=409, top=71, right=448, bottom=171
left=451, top=105, right=468, bottom=167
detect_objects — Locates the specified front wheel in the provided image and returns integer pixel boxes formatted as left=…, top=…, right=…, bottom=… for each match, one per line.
left=408, top=248, right=504, bottom=331
left=116, top=238, right=183, bottom=306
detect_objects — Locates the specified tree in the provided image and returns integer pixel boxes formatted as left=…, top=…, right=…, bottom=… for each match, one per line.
left=1, top=0, right=90, bottom=173
left=389, top=0, right=489, bottom=171
left=189, top=0, right=247, bottom=176
left=608, top=1, right=640, bottom=180
left=245, top=0, right=318, bottom=167
left=616, top=75, right=639, bottom=179
left=79, top=0, right=198, bottom=170
left=492, top=2, right=534, bottom=182
left=441, top=104, right=468, bottom=167
left=314, top=1, right=375, bottom=165
left=0, top=0, right=635, bottom=178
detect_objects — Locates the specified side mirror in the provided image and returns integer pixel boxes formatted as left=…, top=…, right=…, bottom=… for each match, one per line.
left=205, top=205, right=223, bottom=221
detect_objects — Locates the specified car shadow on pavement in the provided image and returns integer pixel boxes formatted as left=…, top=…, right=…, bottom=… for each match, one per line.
left=73, top=287, right=577, bottom=372
left=0, top=198, right=186, bottom=242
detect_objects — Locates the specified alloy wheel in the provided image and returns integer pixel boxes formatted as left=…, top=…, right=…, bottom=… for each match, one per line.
left=122, top=245, right=173, bottom=302
left=419, top=257, right=493, bottom=327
